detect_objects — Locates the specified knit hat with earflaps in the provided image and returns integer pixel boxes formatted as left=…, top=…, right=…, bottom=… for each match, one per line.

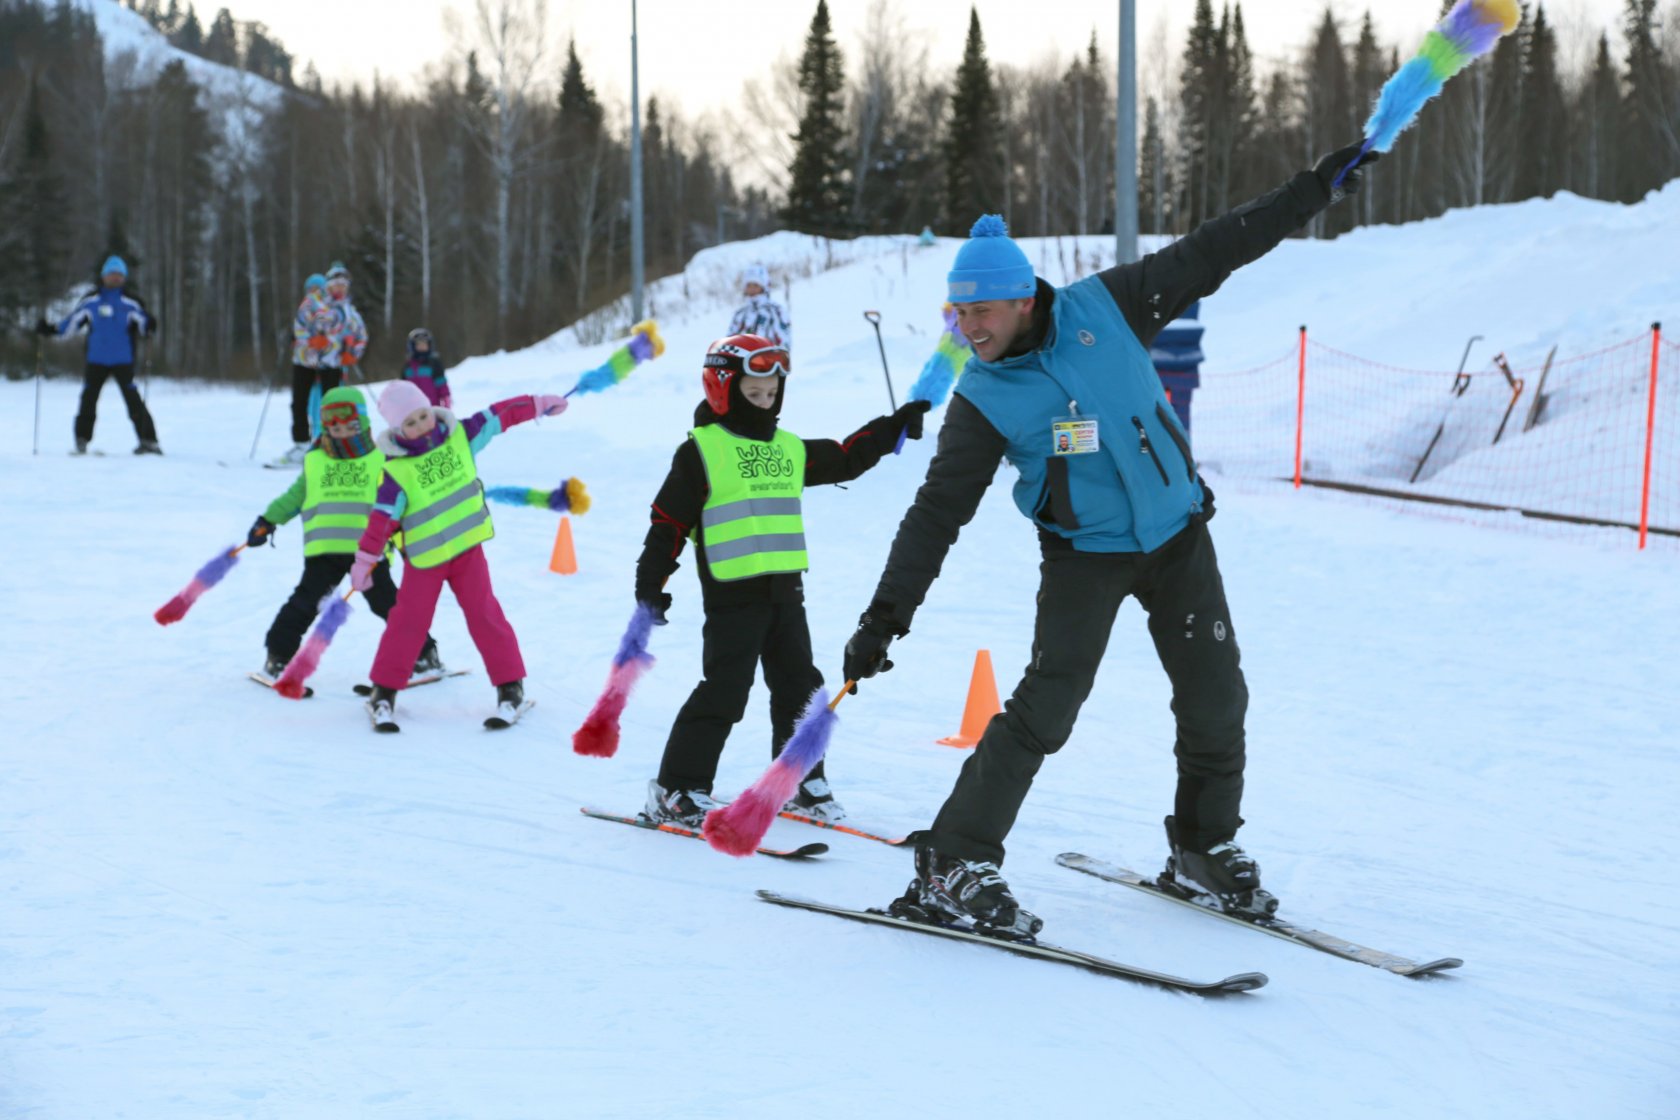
left=946, top=215, right=1034, bottom=304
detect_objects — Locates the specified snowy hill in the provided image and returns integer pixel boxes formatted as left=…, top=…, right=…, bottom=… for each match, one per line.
left=2, top=184, right=1676, bottom=1117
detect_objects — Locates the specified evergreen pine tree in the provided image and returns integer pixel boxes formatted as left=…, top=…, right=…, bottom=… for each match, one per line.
left=1178, top=0, right=1220, bottom=226
left=1579, top=32, right=1622, bottom=198
left=204, top=7, right=239, bottom=67
left=943, top=7, right=1001, bottom=230
left=9, top=78, right=69, bottom=316
left=1620, top=0, right=1679, bottom=199
left=1517, top=3, right=1566, bottom=199
left=783, top=0, right=850, bottom=237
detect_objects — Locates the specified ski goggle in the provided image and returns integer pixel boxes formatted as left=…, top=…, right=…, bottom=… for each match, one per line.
left=322, top=403, right=362, bottom=430
left=739, top=347, right=791, bottom=377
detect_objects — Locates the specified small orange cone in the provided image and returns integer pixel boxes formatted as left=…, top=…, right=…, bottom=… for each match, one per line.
left=549, top=515, right=578, bottom=575
left=937, top=649, right=1001, bottom=748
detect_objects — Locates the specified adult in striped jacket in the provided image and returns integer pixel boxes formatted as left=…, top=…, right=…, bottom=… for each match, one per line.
left=36, top=255, right=161, bottom=454
left=726, top=264, right=791, bottom=349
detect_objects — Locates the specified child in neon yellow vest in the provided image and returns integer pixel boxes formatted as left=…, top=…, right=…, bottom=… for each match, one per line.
left=351, top=380, right=569, bottom=728
left=634, top=333, right=930, bottom=827
left=247, top=385, right=441, bottom=681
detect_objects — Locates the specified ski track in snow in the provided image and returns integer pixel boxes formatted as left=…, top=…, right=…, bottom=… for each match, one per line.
left=3, top=194, right=1678, bottom=1117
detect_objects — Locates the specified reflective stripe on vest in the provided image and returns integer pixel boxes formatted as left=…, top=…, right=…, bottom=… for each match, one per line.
left=382, top=424, right=494, bottom=568
left=300, top=448, right=384, bottom=556
left=690, top=424, right=808, bottom=582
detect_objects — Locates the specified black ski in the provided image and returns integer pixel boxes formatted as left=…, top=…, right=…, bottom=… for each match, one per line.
left=581, top=808, right=827, bottom=860
left=484, top=700, right=535, bottom=730
left=248, top=671, right=312, bottom=699
left=757, top=890, right=1266, bottom=994
left=1056, top=853, right=1462, bottom=978
left=353, top=669, right=469, bottom=696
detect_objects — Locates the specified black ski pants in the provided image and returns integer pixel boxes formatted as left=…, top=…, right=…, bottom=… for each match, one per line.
left=76, top=362, right=157, bottom=444
left=264, top=552, right=431, bottom=664
left=927, top=519, right=1249, bottom=865
left=657, top=599, right=827, bottom=794
left=290, top=365, right=343, bottom=443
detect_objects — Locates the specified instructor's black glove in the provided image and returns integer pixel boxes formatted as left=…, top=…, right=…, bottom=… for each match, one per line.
left=247, top=516, right=276, bottom=548
left=891, top=399, right=933, bottom=441
left=34, top=318, right=56, bottom=337
left=1313, top=141, right=1381, bottom=206
left=1196, top=475, right=1216, bottom=522
left=639, top=592, right=672, bottom=626
left=842, top=602, right=909, bottom=693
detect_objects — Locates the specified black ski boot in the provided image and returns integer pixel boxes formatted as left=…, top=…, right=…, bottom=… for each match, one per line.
left=902, top=845, right=1043, bottom=939
left=365, top=685, right=399, bottom=732
left=642, top=779, right=725, bottom=829
left=485, top=679, right=531, bottom=729
left=1160, top=815, right=1278, bottom=917
left=412, top=638, right=443, bottom=677
left=263, top=653, right=288, bottom=679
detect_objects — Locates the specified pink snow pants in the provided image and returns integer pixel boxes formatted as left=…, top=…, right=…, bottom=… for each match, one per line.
left=370, top=544, right=526, bottom=690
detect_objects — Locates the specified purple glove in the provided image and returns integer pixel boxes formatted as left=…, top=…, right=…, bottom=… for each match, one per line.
left=350, top=549, right=380, bottom=592
left=536, top=393, right=568, bottom=417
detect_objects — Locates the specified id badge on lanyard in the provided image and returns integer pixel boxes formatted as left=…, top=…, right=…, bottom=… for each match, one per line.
left=1052, top=400, right=1099, bottom=456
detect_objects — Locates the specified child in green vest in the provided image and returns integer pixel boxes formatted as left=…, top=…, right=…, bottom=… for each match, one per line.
left=248, top=386, right=441, bottom=681
left=351, top=380, right=570, bottom=730
left=634, top=333, right=930, bottom=826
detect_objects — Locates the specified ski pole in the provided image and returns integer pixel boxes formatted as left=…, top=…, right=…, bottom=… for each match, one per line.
left=140, top=335, right=151, bottom=403
left=32, top=336, right=43, bottom=457
left=250, top=329, right=286, bottom=460
left=863, top=311, right=898, bottom=411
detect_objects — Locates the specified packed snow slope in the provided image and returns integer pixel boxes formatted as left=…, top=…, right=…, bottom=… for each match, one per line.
left=3, top=185, right=1677, bottom=1118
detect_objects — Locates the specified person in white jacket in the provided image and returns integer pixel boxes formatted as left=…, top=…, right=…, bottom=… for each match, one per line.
left=726, top=264, right=790, bottom=349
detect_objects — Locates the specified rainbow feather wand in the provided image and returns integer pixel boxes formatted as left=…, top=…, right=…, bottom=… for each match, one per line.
left=572, top=604, right=660, bottom=758
left=1335, top=0, right=1521, bottom=187
left=567, top=319, right=666, bottom=397
left=484, top=478, right=592, bottom=515
left=703, top=687, right=844, bottom=857
left=274, top=592, right=354, bottom=699
left=908, top=303, right=973, bottom=408
left=154, top=543, right=245, bottom=625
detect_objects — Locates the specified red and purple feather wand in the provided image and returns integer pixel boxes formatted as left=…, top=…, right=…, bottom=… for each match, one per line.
left=572, top=603, right=660, bottom=758
left=702, top=684, right=849, bottom=857
left=154, top=543, right=247, bottom=625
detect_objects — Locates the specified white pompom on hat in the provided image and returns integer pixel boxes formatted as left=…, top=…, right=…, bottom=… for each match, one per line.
left=740, top=264, right=770, bottom=290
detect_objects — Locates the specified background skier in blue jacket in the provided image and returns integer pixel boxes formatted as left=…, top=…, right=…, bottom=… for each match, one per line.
left=842, top=140, right=1380, bottom=937
left=37, top=255, right=161, bottom=454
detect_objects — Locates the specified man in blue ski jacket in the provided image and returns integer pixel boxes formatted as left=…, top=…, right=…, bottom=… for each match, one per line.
left=841, top=141, right=1380, bottom=936
left=37, top=255, right=161, bottom=454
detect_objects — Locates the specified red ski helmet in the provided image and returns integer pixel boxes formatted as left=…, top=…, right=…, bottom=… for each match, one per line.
left=702, top=334, right=791, bottom=415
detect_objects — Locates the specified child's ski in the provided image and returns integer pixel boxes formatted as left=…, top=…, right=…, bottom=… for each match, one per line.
left=1055, top=853, right=1462, bottom=978
left=776, top=810, right=911, bottom=846
left=364, top=699, right=400, bottom=733
left=484, top=700, right=535, bottom=730
left=757, top=890, right=1267, bottom=994
left=580, top=808, right=827, bottom=860
left=353, top=669, right=469, bottom=696
left=248, top=671, right=313, bottom=699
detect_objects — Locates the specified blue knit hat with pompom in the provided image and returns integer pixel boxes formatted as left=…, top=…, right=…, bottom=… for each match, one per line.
left=946, top=214, right=1034, bottom=303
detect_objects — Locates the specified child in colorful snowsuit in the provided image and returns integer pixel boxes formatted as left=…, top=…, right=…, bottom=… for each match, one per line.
left=281, top=264, right=368, bottom=465
left=635, top=333, right=930, bottom=826
left=353, top=380, right=568, bottom=726
left=726, top=265, right=791, bottom=349
left=401, top=327, right=452, bottom=408
left=248, top=386, right=441, bottom=681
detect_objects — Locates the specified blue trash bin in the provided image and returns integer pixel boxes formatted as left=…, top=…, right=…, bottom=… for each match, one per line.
left=1150, top=301, right=1204, bottom=433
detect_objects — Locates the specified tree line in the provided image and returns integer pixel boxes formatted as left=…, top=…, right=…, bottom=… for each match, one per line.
left=1, top=0, right=1677, bottom=384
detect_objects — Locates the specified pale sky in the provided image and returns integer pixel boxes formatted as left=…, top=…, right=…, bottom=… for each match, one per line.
left=233, top=0, right=1629, bottom=122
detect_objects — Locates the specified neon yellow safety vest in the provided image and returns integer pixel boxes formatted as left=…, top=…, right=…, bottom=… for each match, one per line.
left=382, top=423, right=494, bottom=569
left=690, top=424, right=808, bottom=582
left=300, top=447, right=385, bottom=557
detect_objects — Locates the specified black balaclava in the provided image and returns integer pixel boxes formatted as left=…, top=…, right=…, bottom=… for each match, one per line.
left=693, top=371, right=785, bottom=440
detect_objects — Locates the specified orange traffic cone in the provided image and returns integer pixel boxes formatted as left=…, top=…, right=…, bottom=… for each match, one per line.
left=549, top=514, right=578, bottom=575
left=937, top=649, right=1001, bottom=748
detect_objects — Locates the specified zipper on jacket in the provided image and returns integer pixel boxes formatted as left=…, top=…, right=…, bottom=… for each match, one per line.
left=1155, top=403, right=1197, bottom=482
left=1132, top=416, right=1170, bottom=486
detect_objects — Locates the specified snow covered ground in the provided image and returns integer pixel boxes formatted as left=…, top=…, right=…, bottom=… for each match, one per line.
left=3, top=187, right=1677, bottom=1118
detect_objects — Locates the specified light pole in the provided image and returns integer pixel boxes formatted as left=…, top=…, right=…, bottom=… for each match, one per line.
left=1115, top=0, right=1138, bottom=264
left=629, top=0, right=645, bottom=322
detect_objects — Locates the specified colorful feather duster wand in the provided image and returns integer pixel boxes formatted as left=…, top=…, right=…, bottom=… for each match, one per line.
left=702, top=685, right=849, bottom=857
left=484, top=478, right=592, bottom=516
left=274, top=589, right=356, bottom=699
left=566, top=319, right=666, bottom=398
left=1334, top=0, right=1522, bottom=188
left=154, top=543, right=248, bottom=625
left=572, top=603, right=661, bottom=758
left=909, top=303, right=973, bottom=408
